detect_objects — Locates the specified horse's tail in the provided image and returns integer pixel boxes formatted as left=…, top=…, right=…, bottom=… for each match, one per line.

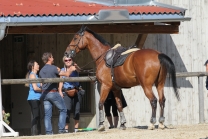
left=158, top=53, right=180, bottom=101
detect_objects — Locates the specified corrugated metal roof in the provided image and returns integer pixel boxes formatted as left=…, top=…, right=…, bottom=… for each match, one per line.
left=0, top=0, right=183, bottom=17
left=78, top=0, right=153, bottom=5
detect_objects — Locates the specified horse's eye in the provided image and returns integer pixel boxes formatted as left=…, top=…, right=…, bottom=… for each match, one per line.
left=74, top=37, right=77, bottom=41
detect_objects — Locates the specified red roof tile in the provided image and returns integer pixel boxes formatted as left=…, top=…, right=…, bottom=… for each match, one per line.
left=0, top=0, right=182, bottom=17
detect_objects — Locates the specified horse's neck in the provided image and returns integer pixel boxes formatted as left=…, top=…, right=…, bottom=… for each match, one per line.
left=87, top=36, right=110, bottom=61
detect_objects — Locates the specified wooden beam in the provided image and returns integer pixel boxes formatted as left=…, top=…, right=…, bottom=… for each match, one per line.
left=1, top=77, right=97, bottom=85
left=7, top=23, right=179, bottom=34
left=161, top=22, right=181, bottom=25
left=198, top=76, right=204, bottom=123
left=2, top=72, right=208, bottom=85
left=0, top=72, right=208, bottom=85
left=135, top=34, right=148, bottom=49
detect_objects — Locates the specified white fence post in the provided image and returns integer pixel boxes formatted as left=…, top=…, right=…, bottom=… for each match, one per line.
left=198, top=76, right=204, bottom=123
left=0, top=69, right=19, bottom=137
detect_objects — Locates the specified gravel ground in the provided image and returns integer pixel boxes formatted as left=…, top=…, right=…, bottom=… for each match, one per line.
left=3, top=124, right=208, bottom=139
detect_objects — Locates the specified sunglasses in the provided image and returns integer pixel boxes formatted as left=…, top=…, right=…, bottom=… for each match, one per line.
left=64, top=59, right=72, bottom=62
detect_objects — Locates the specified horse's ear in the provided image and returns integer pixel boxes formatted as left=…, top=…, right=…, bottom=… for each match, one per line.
left=79, top=25, right=87, bottom=36
left=81, top=25, right=86, bottom=32
left=84, top=26, right=87, bottom=30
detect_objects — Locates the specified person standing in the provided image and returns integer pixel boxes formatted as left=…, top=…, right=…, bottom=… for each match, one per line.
left=58, top=56, right=85, bottom=133
left=39, top=52, right=74, bottom=135
left=104, top=90, right=127, bottom=129
left=26, top=60, right=42, bottom=135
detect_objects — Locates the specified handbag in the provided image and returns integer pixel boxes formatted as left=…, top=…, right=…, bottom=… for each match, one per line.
left=65, top=88, right=78, bottom=97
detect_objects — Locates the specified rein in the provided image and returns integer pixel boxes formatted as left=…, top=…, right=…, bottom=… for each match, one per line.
left=67, top=29, right=110, bottom=81
left=73, top=49, right=110, bottom=83
left=77, top=50, right=109, bottom=73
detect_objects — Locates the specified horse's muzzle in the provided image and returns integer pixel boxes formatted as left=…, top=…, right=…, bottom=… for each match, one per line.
left=64, top=52, right=71, bottom=58
left=64, top=50, right=76, bottom=58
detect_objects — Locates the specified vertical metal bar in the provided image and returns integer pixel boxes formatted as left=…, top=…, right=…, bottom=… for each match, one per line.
left=198, top=76, right=204, bottom=123
left=94, top=81, right=100, bottom=128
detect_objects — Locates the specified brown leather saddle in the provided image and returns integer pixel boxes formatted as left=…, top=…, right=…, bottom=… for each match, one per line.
left=104, top=45, right=138, bottom=88
left=104, top=45, right=137, bottom=68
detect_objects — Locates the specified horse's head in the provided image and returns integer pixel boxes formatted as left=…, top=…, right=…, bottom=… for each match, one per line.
left=65, top=25, right=88, bottom=58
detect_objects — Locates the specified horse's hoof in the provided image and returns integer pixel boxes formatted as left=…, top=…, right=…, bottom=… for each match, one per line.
left=119, top=124, right=126, bottom=130
left=148, top=124, right=155, bottom=130
left=98, top=125, right=105, bottom=131
left=158, top=123, right=165, bottom=129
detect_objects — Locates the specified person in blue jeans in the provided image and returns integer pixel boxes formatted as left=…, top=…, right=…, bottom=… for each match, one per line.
left=39, top=52, right=75, bottom=135
left=58, top=56, right=85, bottom=133
left=26, top=60, right=42, bottom=135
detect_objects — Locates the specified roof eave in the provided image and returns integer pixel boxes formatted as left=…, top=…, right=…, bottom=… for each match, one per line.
left=0, top=15, right=191, bottom=26
left=5, top=18, right=191, bottom=26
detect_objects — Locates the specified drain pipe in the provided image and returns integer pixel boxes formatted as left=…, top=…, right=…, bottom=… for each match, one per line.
left=0, top=23, right=6, bottom=41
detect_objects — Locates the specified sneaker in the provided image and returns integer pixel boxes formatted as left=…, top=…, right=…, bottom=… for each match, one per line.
left=45, top=133, right=53, bottom=135
left=58, top=130, right=68, bottom=134
left=65, top=129, right=69, bottom=133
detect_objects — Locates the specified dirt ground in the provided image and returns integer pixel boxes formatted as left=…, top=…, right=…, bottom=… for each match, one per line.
left=4, top=124, right=208, bottom=139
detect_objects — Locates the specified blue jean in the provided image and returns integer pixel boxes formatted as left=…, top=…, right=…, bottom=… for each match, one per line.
left=63, top=91, right=82, bottom=123
left=42, top=92, right=67, bottom=134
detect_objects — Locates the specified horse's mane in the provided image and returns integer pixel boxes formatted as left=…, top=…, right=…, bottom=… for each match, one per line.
left=84, top=27, right=111, bottom=47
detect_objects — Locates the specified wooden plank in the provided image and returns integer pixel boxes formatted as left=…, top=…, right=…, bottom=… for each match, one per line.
left=162, top=22, right=181, bottom=25
left=56, top=34, right=66, bottom=67
left=7, top=24, right=180, bottom=34
left=198, top=76, right=204, bottom=123
left=12, top=35, right=27, bottom=78
left=1, top=72, right=208, bottom=85
left=135, top=34, right=148, bottom=49
left=201, top=0, right=208, bottom=124
left=166, top=34, right=173, bottom=125
left=1, top=76, right=97, bottom=85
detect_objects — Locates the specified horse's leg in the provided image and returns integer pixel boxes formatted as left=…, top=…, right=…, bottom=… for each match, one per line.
left=143, top=86, right=157, bottom=130
left=156, top=84, right=166, bottom=129
left=97, top=84, right=111, bottom=131
left=155, top=66, right=167, bottom=130
left=113, top=90, right=126, bottom=130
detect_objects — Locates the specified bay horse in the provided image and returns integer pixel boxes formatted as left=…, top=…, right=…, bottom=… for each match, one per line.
left=65, top=26, right=180, bottom=131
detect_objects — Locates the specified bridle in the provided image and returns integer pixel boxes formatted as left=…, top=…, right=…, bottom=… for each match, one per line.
left=68, top=29, right=109, bottom=82
left=67, top=31, right=85, bottom=58
left=67, top=29, right=109, bottom=68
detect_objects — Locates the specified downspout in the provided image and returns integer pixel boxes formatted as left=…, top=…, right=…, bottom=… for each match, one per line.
left=0, top=23, right=6, bottom=41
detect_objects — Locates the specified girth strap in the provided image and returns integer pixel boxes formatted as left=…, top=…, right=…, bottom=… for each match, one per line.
left=111, top=63, right=121, bottom=90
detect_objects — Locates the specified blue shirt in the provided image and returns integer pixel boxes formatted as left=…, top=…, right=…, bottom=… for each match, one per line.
left=27, top=72, right=41, bottom=100
left=61, top=68, right=79, bottom=89
left=39, top=64, right=59, bottom=91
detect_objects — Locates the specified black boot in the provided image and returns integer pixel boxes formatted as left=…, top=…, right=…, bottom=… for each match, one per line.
left=37, top=123, right=41, bottom=135
left=31, top=125, right=38, bottom=136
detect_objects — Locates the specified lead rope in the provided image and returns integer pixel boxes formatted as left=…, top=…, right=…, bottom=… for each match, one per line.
left=73, top=49, right=110, bottom=82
